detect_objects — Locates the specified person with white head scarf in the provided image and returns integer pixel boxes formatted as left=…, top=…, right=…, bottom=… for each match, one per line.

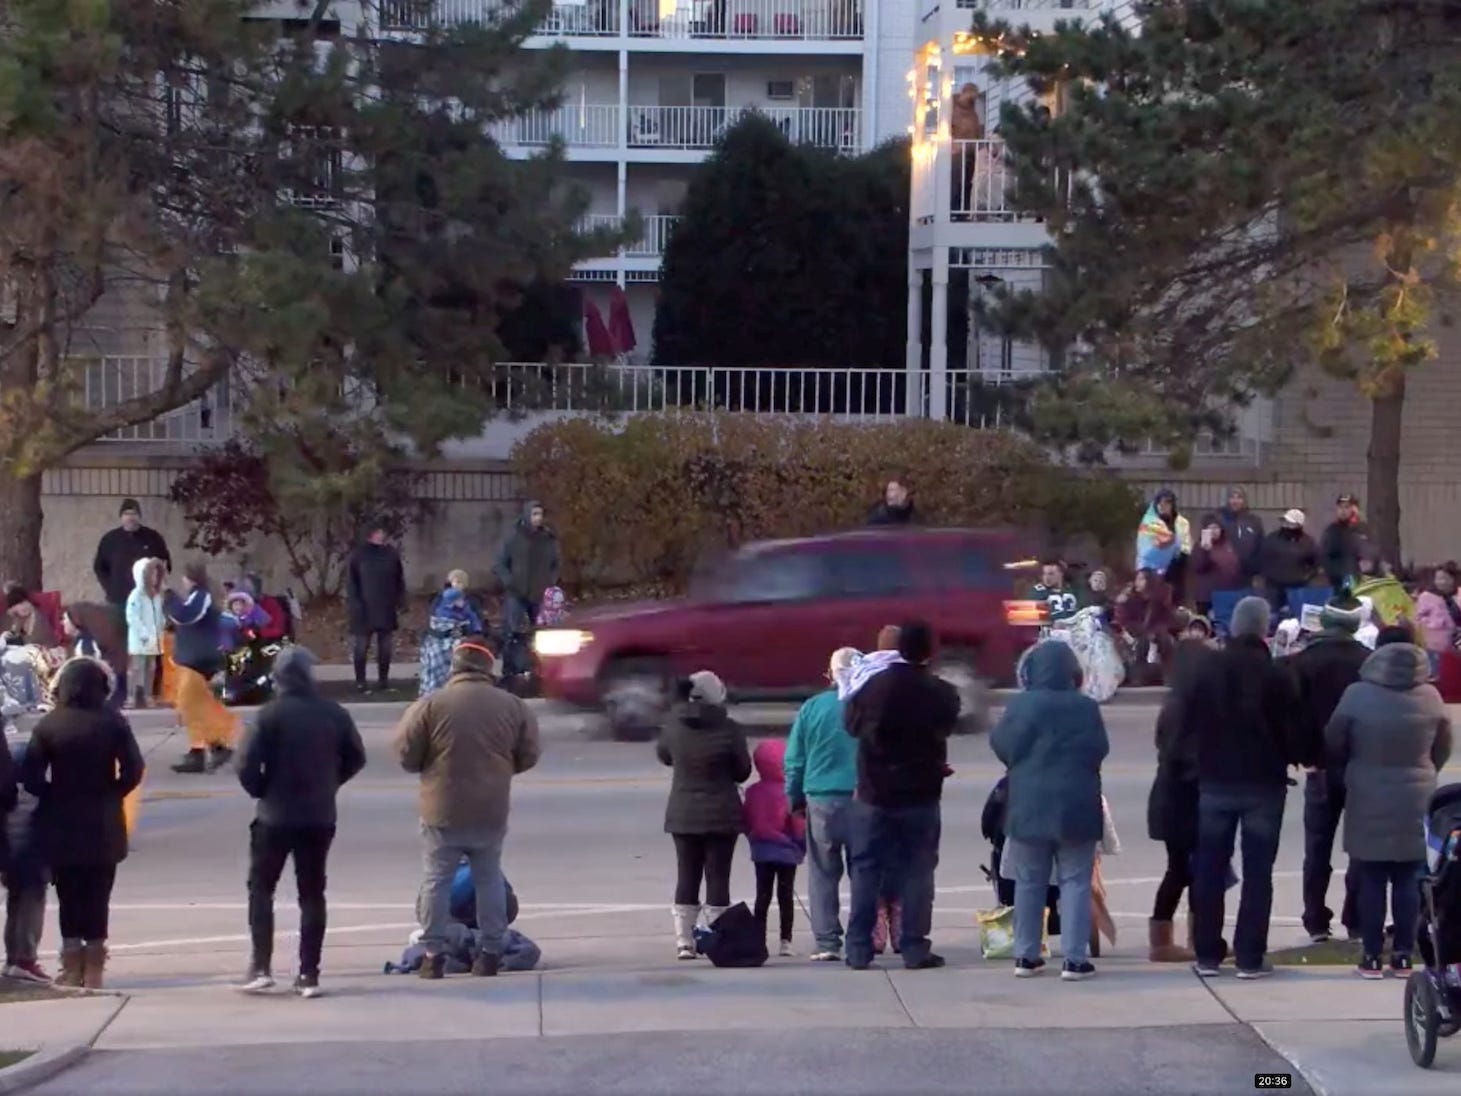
left=785, top=647, right=862, bottom=962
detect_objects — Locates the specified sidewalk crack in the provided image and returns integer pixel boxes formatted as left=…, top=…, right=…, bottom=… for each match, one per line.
left=883, top=969, right=918, bottom=1028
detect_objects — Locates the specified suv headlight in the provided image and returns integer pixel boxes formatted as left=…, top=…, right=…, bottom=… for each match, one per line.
left=533, top=629, right=592, bottom=657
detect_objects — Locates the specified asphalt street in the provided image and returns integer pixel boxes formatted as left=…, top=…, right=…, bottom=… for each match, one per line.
left=20, top=702, right=1459, bottom=1095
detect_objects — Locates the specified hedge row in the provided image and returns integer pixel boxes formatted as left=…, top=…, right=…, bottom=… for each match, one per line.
left=509, top=415, right=1143, bottom=590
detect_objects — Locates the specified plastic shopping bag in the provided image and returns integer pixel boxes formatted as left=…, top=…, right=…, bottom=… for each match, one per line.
left=978, top=906, right=1049, bottom=960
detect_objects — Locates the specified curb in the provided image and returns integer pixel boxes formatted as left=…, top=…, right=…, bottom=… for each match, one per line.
left=0, top=993, right=127, bottom=1095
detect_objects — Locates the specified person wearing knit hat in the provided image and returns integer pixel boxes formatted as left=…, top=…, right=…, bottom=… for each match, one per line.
left=91, top=497, right=172, bottom=709
left=1288, top=595, right=1370, bottom=942
left=1184, top=594, right=1303, bottom=978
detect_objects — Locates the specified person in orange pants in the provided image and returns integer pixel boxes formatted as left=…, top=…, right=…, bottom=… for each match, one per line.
left=163, top=562, right=238, bottom=773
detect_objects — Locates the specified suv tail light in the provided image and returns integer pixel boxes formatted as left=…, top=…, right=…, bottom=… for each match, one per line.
left=1004, top=599, right=1048, bottom=627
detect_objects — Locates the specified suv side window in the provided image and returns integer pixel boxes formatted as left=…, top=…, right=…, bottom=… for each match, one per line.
left=921, top=542, right=1004, bottom=590
left=830, top=548, right=915, bottom=597
left=722, top=551, right=834, bottom=604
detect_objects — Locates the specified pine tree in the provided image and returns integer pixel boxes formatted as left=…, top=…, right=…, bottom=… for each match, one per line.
left=0, top=0, right=612, bottom=587
left=978, top=0, right=1461, bottom=560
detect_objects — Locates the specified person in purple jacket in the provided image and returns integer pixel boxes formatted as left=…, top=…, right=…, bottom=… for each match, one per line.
left=743, top=739, right=806, bottom=957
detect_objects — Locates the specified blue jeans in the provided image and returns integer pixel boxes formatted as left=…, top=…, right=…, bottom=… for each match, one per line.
left=418, top=825, right=508, bottom=958
left=1353, top=859, right=1424, bottom=958
left=805, top=796, right=851, bottom=952
left=1193, top=783, right=1286, bottom=970
left=845, top=799, right=940, bottom=967
left=1004, top=837, right=1096, bottom=964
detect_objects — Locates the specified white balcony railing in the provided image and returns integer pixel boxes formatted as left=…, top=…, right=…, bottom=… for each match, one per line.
left=955, top=0, right=1095, bottom=9
left=629, top=0, right=863, bottom=40
left=627, top=105, right=860, bottom=152
left=82, top=357, right=234, bottom=444
left=574, top=213, right=681, bottom=256
left=492, top=104, right=621, bottom=148
left=948, top=139, right=1047, bottom=222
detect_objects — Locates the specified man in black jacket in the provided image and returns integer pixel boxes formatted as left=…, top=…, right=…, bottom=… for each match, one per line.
left=346, top=522, right=407, bottom=693
left=1319, top=494, right=1369, bottom=590
left=235, top=646, right=366, bottom=998
left=1186, top=596, right=1303, bottom=979
left=1260, top=509, right=1320, bottom=615
left=1287, top=598, right=1369, bottom=942
left=1217, top=487, right=1265, bottom=583
left=866, top=479, right=915, bottom=526
left=91, top=499, right=171, bottom=705
left=842, top=621, right=960, bottom=971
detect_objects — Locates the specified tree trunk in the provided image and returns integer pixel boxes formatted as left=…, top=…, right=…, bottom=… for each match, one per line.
left=0, top=469, right=45, bottom=591
left=1366, top=375, right=1405, bottom=567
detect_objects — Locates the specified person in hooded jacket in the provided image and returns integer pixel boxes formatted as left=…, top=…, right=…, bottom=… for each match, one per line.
left=657, top=671, right=752, bottom=960
left=1135, top=489, right=1193, bottom=607
left=743, top=739, right=806, bottom=957
left=1191, top=513, right=1244, bottom=619
left=235, top=647, right=367, bottom=999
left=1288, top=598, right=1369, bottom=943
left=165, top=562, right=237, bottom=774
left=20, top=657, right=144, bottom=990
left=1187, top=596, right=1303, bottom=979
left=1217, top=488, right=1265, bottom=584
left=346, top=523, right=407, bottom=694
left=1320, top=494, right=1369, bottom=592
left=1325, top=636, right=1452, bottom=977
left=992, top=641, right=1110, bottom=981
left=493, top=502, right=561, bottom=679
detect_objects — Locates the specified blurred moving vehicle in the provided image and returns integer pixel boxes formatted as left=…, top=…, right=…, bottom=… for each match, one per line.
left=534, top=527, right=1047, bottom=740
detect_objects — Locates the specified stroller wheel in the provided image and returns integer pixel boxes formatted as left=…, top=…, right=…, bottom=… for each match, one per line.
left=1405, top=970, right=1441, bottom=1069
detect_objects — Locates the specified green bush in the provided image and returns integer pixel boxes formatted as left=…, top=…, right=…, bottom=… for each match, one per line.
left=511, top=414, right=1141, bottom=590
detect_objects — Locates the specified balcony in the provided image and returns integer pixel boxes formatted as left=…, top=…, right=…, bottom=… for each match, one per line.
left=379, top=0, right=863, bottom=39
left=954, top=0, right=1095, bottom=8
left=492, top=104, right=622, bottom=149
left=81, top=357, right=235, bottom=446
left=575, top=213, right=681, bottom=256
left=628, top=0, right=863, bottom=40
left=627, top=104, right=860, bottom=151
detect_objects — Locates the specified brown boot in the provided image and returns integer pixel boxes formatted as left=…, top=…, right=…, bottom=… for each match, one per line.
left=55, top=940, right=85, bottom=988
left=1149, top=919, right=1195, bottom=963
left=81, top=941, right=108, bottom=990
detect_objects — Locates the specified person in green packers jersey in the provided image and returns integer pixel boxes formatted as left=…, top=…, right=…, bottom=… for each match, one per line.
left=1028, top=560, right=1084, bottom=624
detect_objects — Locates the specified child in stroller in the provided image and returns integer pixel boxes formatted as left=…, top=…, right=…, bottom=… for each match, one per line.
left=219, top=581, right=297, bottom=707
left=1406, top=782, right=1461, bottom=1068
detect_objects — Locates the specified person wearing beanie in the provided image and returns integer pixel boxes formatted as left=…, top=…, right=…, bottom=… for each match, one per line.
left=1287, top=597, right=1370, bottom=942
left=91, top=499, right=171, bottom=707
left=1324, top=631, right=1451, bottom=977
left=395, top=635, right=540, bottom=980
left=657, top=669, right=751, bottom=960
left=1180, top=595, right=1304, bottom=978
left=345, top=522, right=406, bottom=695
left=1319, top=494, right=1370, bottom=591
left=235, top=647, right=366, bottom=998
left=1218, top=488, right=1265, bottom=583
left=1259, top=509, right=1320, bottom=616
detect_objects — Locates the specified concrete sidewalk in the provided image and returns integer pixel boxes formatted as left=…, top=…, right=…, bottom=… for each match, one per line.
left=19, top=961, right=1461, bottom=1095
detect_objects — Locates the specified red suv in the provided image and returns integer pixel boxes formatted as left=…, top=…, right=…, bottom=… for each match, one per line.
left=533, top=527, right=1046, bottom=738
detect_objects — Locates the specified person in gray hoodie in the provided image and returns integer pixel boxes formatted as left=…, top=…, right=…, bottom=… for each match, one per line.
left=235, top=647, right=367, bottom=998
left=493, top=501, right=561, bottom=679
left=1325, top=637, right=1452, bottom=977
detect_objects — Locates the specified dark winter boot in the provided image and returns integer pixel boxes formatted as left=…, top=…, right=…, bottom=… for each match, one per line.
left=418, top=953, right=445, bottom=980
left=81, top=941, right=108, bottom=990
left=171, top=748, right=206, bottom=774
left=206, top=745, right=234, bottom=772
left=471, top=951, right=500, bottom=978
left=55, top=940, right=84, bottom=988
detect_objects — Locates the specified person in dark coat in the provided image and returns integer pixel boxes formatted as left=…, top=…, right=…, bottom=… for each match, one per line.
left=91, top=498, right=171, bottom=707
left=346, top=522, right=407, bottom=694
left=992, top=641, right=1110, bottom=980
left=656, top=670, right=751, bottom=960
left=1217, top=488, right=1265, bottom=583
left=19, top=657, right=145, bottom=990
left=866, top=479, right=916, bottom=526
left=1114, top=569, right=1176, bottom=681
left=1145, top=638, right=1214, bottom=963
left=1188, top=596, right=1303, bottom=978
left=493, top=501, right=561, bottom=679
left=1319, top=494, right=1369, bottom=591
left=1287, top=598, right=1369, bottom=943
left=1191, top=513, right=1244, bottom=619
left=235, top=646, right=367, bottom=999
left=165, top=562, right=237, bottom=774
left=1325, top=639, right=1452, bottom=976
left=843, top=622, right=960, bottom=971
left=1260, top=509, right=1320, bottom=615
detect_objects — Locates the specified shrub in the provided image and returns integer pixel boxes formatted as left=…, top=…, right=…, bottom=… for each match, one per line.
left=511, top=414, right=1133, bottom=590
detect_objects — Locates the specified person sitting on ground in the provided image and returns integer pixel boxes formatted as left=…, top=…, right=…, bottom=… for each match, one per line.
left=387, top=874, right=540, bottom=975
left=1325, top=628, right=1452, bottom=977
left=418, top=572, right=485, bottom=698
left=1085, top=568, right=1113, bottom=614
left=1114, top=569, right=1176, bottom=682
left=659, top=670, right=751, bottom=960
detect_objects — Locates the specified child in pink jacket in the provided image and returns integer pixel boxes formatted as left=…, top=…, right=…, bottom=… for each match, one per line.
left=743, top=740, right=806, bottom=957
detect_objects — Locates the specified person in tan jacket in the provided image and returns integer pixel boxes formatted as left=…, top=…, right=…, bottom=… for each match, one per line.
left=394, top=638, right=540, bottom=979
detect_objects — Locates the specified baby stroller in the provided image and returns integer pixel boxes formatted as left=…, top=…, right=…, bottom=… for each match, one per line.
left=1406, top=783, right=1461, bottom=1068
left=981, top=777, right=1100, bottom=958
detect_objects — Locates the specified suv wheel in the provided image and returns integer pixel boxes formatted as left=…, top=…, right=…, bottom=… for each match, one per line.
left=600, top=657, right=670, bottom=742
left=934, top=650, right=990, bottom=736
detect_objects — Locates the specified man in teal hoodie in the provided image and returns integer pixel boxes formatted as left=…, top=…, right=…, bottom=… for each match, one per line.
left=785, top=647, right=861, bottom=962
